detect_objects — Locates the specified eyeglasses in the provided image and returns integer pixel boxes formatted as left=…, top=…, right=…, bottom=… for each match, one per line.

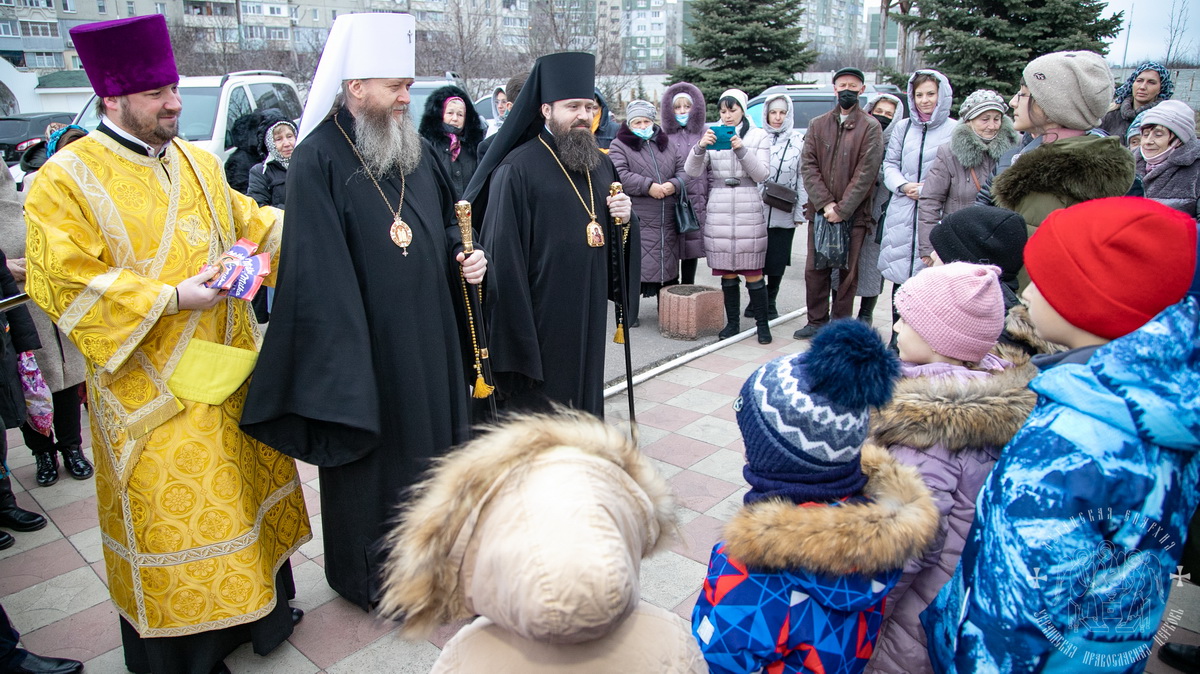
left=1013, top=93, right=1030, bottom=100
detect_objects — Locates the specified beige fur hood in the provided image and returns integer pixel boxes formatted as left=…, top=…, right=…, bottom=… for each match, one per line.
left=721, top=444, right=939, bottom=575
left=996, top=303, right=1068, bottom=365
left=377, top=410, right=676, bottom=641
left=870, top=359, right=1038, bottom=452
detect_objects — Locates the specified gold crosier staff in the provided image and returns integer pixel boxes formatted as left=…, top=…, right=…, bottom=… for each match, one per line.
left=454, top=201, right=497, bottom=418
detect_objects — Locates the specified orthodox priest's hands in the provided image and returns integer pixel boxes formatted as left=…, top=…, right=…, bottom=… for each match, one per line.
left=458, top=249, right=487, bottom=285
left=607, top=192, right=632, bottom=223
left=176, top=267, right=224, bottom=311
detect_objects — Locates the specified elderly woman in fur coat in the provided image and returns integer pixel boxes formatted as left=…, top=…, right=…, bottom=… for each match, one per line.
left=692, top=320, right=938, bottom=674
left=418, top=85, right=487, bottom=200
left=377, top=410, right=705, bottom=673
left=916, top=91, right=1018, bottom=249
left=864, top=263, right=1037, bottom=674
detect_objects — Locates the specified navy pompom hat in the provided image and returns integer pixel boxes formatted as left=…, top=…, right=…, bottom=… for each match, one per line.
left=735, top=320, right=900, bottom=505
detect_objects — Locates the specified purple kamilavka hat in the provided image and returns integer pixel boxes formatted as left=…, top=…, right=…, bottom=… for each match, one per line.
left=70, top=15, right=178, bottom=98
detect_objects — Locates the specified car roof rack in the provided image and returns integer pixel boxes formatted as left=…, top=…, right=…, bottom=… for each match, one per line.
left=220, top=70, right=285, bottom=86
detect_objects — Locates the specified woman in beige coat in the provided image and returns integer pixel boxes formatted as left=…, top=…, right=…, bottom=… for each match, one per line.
left=377, top=410, right=705, bottom=673
left=0, top=166, right=90, bottom=487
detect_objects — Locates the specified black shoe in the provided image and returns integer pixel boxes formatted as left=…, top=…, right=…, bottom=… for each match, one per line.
left=291, top=607, right=304, bottom=625
left=59, top=446, right=93, bottom=480
left=629, top=318, right=639, bottom=328
left=1158, top=643, right=1200, bottom=673
left=0, top=503, right=47, bottom=532
left=35, top=452, right=58, bottom=487
left=792, top=323, right=823, bottom=340
left=0, top=530, right=12, bottom=549
left=7, top=650, right=83, bottom=674
left=208, top=662, right=231, bottom=674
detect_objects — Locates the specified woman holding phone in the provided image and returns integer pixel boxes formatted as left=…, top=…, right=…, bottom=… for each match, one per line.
left=685, top=89, right=772, bottom=343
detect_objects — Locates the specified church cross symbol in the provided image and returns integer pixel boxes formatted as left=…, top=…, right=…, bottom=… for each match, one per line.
left=407, top=30, right=413, bottom=43
left=1171, top=566, right=1191, bottom=587
left=1028, top=568, right=1045, bottom=588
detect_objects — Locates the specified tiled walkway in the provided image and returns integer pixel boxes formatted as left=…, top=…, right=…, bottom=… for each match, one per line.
left=2, top=314, right=1198, bottom=672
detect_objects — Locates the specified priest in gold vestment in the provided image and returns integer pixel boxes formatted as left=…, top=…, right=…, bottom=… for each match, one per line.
left=22, top=16, right=310, bottom=674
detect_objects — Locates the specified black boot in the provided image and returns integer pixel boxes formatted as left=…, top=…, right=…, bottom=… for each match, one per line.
left=747, top=279, right=772, bottom=344
left=766, top=275, right=781, bottom=320
left=59, top=445, right=93, bottom=480
left=34, top=451, right=58, bottom=487
left=0, top=476, right=46, bottom=532
left=858, top=295, right=879, bottom=323
left=0, top=530, right=12, bottom=550
left=719, top=278, right=741, bottom=340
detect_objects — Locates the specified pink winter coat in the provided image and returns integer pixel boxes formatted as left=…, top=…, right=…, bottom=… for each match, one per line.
left=865, top=355, right=1036, bottom=674
left=685, top=126, right=770, bottom=271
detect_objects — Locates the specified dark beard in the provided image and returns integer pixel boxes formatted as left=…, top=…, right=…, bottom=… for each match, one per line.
left=353, top=101, right=422, bottom=177
left=118, top=100, right=177, bottom=145
left=549, top=118, right=601, bottom=173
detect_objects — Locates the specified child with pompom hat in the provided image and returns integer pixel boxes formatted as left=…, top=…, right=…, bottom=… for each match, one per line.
left=866, top=262, right=1038, bottom=674
left=922, top=196, right=1200, bottom=673
left=692, top=320, right=939, bottom=674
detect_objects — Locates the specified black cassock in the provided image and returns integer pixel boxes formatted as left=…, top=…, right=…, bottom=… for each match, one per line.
left=241, top=107, right=472, bottom=611
left=479, top=131, right=637, bottom=416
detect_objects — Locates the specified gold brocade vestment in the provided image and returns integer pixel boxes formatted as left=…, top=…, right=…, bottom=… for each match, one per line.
left=22, top=132, right=311, bottom=637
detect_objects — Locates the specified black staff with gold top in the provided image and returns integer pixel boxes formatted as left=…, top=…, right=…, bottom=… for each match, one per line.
left=609, top=183, right=638, bottom=443
left=454, top=200, right=498, bottom=420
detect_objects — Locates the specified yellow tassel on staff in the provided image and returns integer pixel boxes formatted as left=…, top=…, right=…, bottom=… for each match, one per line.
left=473, top=374, right=494, bottom=398
left=613, top=324, right=625, bottom=344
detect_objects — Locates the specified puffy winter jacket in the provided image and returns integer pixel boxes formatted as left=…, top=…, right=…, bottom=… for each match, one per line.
left=610, top=124, right=688, bottom=284
left=923, top=298, right=1200, bottom=673
left=865, top=356, right=1036, bottom=674
left=662, top=82, right=710, bottom=261
left=685, top=127, right=770, bottom=271
left=878, top=70, right=957, bottom=284
left=759, top=94, right=807, bottom=229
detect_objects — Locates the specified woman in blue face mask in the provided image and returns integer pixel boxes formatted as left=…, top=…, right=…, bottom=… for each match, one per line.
left=609, top=100, right=691, bottom=324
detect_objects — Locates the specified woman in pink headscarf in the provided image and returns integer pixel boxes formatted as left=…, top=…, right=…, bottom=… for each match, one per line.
left=419, top=85, right=487, bottom=200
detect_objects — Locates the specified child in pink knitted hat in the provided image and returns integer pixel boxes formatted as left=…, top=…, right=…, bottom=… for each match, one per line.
left=866, top=262, right=1038, bottom=674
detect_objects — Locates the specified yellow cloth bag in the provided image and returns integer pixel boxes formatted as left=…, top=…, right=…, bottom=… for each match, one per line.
left=167, top=339, right=258, bottom=405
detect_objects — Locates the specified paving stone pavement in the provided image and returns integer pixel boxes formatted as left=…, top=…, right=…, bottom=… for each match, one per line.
left=2, top=309, right=1197, bottom=672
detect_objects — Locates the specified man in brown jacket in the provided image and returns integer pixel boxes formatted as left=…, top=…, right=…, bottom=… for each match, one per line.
left=794, top=67, right=885, bottom=339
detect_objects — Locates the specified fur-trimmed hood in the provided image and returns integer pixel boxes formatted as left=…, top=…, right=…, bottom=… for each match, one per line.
left=870, top=360, right=1037, bottom=453
left=418, top=85, right=487, bottom=150
left=661, top=81, right=707, bottom=136
left=949, top=116, right=1019, bottom=169
left=377, top=411, right=676, bottom=640
left=993, top=134, right=1135, bottom=211
left=996, top=303, right=1068, bottom=364
left=720, top=444, right=938, bottom=577
left=616, top=122, right=671, bottom=151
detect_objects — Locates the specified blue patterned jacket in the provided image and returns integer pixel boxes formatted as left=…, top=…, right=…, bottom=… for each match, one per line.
left=922, top=297, right=1200, bottom=673
left=693, top=444, right=939, bottom=673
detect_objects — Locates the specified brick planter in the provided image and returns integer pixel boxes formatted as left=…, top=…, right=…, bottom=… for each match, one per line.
left=659, top=284, right=724, bottom=340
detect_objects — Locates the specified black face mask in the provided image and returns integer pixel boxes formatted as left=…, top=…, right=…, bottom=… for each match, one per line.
left=442, top=122, right=463, bottom=135
left=873, top=113, right=893, bottom=128
left=838, top=90, right=859, bottom=110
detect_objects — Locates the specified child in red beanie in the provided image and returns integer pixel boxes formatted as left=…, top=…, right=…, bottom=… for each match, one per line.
left=922, top=196, right=1200, bottom=673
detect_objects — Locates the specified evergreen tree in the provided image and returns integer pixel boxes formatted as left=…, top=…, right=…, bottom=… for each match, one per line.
left=668, top=0, right=815, bottom=116
left=897, top=0, right=1123, bottom=105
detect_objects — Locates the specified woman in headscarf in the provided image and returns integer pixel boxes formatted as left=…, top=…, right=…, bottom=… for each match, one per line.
left=1135, top=100, right=1200, bottom=219
left=916, top=90, right=1019, bottom=246
left=247, top=119, right=296, bottom=208
left=660, top=82, right=709, bottom=284
left=610, top=100, right=688, bottom=320
left=419, top=85, right=487, bottom=200
left=751, top=93, right=805, bottom=321
left=1100, top=62, right=1174, bottom=145
left=685, top=88, right=772, bottom=343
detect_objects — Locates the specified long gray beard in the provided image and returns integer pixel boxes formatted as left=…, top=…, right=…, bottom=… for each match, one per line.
left=354, top=104, right=422, bottom=177
left=549, top=119, right=601, bottom=173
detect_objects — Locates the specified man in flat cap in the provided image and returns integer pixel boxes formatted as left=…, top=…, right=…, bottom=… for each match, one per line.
left=24, top=14, right=310, bottom=674
left=465, top=51, right=633, bottom=416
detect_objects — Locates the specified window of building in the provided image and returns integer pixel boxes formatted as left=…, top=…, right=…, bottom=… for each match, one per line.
left=212, top=26, right=237, bottom=41
left=154, top=1, right=163, bottom=11
left=61, top=0, right=75, bottom=11
left=125, top=0, right=134, bottom=15
left=0, top=0, right=13, bottom=7
left=636, top=24, right=645, bottom=31
left=30, top=51, right=59, bottom=67
left=649, top=9, right=659, bottom=16
left=650, top=48, right=662, bottom=56
left=242, top=23, right=265, bottom=39
left=20, top=21, right=59, bottom=37
left=267, top=4, right=282, bottom=15
left=96, top=0, right=105, bottom=11
left=310, top=7, right=316, bottom=19
left=71, top=54, right=82, bottom=68
left=330, top=8, right=336, bottom=19
left=267, top=26, right=287, bottom=39
left=0, top=21, right=15, bottom=36
left=651, top=21, right=662, bottom=29
left=18, top=0, right=53, bottom=8
left=242, top=3, right=261, bottom=13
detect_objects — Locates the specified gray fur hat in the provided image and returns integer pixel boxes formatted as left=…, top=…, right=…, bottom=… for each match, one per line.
left=624, top=99, right=656, bottom=123
left=959, top=90, right=1008, bottom=120
left=1022, top=50, right=1113, bottom=131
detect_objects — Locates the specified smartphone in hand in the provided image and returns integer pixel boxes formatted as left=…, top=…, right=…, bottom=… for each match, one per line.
left=709, top=125, right=736, bottom=151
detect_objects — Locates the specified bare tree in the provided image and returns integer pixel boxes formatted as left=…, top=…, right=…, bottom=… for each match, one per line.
left=877, top=0, right=893, bottom=71
left=892, top=0, right=916, bottom=73
left=1164, top=0, right=1194, bottom=68
left=415, top=0, right=516, bottom=96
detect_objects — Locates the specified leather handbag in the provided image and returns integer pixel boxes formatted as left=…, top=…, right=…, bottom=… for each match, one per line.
left=675, top=186, right=700, bottom=234
left=761, top=137, right=798, bottom=211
